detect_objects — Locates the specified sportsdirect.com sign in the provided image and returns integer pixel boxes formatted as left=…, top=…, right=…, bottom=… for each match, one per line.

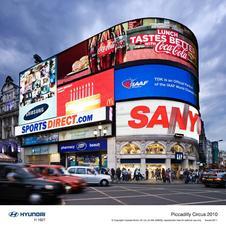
left=15, top=107, right=109, bottom=136
left=116, top=100, right=201, bottom=141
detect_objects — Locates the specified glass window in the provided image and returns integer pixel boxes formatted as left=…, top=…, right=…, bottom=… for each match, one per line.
left=120, top=143, right=141, bottom=154
left=76, top=168, right=86, bottom=174
left=171, top=144, right=184, bottom=153
left=68, top=168, right=75, bottom=174
left=146, top=143, right=165, bottom=154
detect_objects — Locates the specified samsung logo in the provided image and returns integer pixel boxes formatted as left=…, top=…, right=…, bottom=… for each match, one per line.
left=24, top=104, right=48, bottom=121
left=76, top=142, right=87, bottom=150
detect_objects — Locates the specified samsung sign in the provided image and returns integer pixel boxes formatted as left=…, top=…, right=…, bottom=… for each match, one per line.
left=115, top=64, right=198, bottom=107
left=59, top=139, right=107, bottom=153
left=24, top=104, right=49, bottom=121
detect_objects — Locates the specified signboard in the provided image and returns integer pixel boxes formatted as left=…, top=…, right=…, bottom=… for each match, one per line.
left=22, top=133, right=59, bottom=146
left=24, top=144, right=58, bottom=156
left=59, top=138, right=107, bottom=153
left=57, top=69, right=114, bottom=117
left=19, top=57, right=57, bottom=125
left=116, top=100, right=201, bottom=141
left=115, top=64, right=198, bottom=107
left=175, top=152, right=184, bottom=161
left=57, top=18, right=198, bottom=85
left=15, top=107, right=110, bottom=136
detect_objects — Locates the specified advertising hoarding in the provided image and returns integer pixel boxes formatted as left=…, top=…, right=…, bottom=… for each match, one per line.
left=59, top=138, right=107, bottom=153
left=57, top=40, right=90, bottom=85
left=57, top=18, right=198, bottom=85
left=15, top=107, right=110, bottom=136
left=57, top=69, right=114, bottom=117
left=116, top=100, right=201, bottom=141
left=19, top=57, right=57, bottom=125
left=21, top=133, right=59, bottom=146
left=115, top=64, right=198, bottom=107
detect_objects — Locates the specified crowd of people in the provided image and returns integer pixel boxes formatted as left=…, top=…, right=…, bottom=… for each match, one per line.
left=102, top=167, right=206, bottom=184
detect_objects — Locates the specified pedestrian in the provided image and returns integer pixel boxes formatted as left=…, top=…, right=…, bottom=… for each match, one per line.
left=161, top=168, right=166, bottom=183
left=145, top=168, right=149, bottom=180
left=128, top=169, right=132, bottom=181
left=116, top=167, right=121, bottom=182
left=110, top=168, right=115, bottom=181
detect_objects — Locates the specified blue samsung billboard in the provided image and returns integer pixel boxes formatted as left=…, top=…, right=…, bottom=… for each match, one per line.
left=59, top=138, right=107, bottom=153
left=115, top=64, right=198, bottom=107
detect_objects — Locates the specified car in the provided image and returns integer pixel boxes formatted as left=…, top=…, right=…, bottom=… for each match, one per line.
left=29, top=164, right=86, bottom=193
left=0, top=163, right=65, bottom=204
left=203, top=172, right=226, bottom=188
left=67, top=166, right=111, bottom=186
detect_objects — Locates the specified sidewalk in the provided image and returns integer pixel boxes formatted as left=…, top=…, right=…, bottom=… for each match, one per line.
left=111, top=179, right=184, bottom=185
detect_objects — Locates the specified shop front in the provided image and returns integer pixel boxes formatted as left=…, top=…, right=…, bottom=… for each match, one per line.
left=24, top=144, right=60, bottom=165
left=59, top=138, right=108, bottom=169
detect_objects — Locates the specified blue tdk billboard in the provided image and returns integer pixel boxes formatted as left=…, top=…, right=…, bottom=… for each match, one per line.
left=115, top=64, right=198, bottom=107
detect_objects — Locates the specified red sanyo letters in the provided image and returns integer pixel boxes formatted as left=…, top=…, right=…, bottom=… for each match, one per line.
left=128, top=105, right=201, bottom=134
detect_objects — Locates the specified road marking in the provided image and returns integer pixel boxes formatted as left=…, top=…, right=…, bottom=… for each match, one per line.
left=174, top=199, right=226, bottom=205
left=118, top=185, right=179, bottom=204
left=89, top=187, right=126, bottom=205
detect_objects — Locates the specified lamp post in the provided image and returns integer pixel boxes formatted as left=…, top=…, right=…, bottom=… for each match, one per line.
left=93, top=125, right=107, bottom=172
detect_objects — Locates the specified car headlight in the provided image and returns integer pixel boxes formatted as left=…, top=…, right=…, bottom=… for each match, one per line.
left=65, top=185, right=72, bottom=191
left=45, top=184, right=54, bottom=190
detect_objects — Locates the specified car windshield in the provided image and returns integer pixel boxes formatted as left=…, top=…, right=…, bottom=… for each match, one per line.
left=17, top=167, right=37, bottom=179
left=55, top=167, right=68, bottom=176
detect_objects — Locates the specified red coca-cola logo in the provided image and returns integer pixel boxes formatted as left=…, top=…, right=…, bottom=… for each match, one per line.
left=155, top=40, right=188, bottom=60
left=97, top=40, right=115, bottom=57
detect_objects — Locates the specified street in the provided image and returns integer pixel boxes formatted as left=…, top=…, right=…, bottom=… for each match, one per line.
left=62, top=183, right=226, bottom=205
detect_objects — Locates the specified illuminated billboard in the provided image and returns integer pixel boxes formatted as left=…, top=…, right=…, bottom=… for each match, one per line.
left=57, top=69, right=114, bottom=117
left=15, top=107, right=111, bottom=136
left=19, top=57, right=57, bottom=125
left=115, top=64, right=198, bottom=107
left=116, top=100, right=201, bottom=141
left=57, top=18, right=198, bottom=85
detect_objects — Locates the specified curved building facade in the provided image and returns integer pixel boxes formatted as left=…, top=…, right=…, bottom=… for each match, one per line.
left=16, top=18, right=200, bottom=177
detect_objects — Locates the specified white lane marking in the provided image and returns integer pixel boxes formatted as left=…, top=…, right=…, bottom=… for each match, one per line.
left=89, top=186, right=126, bottom=205
left=174, top=199, right=226, bottom=205
left=117, top=186, right=179, bottom=204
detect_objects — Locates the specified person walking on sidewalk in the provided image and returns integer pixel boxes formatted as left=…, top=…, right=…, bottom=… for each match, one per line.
left=145, top=168, right=149, bottom=180
left=116, top=167, right=121, bottom=182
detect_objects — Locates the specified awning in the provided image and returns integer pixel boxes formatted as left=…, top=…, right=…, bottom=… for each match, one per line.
left=0, top=153, right=16, bottom=162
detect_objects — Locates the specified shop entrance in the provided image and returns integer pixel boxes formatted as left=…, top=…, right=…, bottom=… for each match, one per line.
left=65, top=152, right=107, bottom=169
left=145, top=164, right=165, bottom=179
left=171, top=163, right=181, bottom=179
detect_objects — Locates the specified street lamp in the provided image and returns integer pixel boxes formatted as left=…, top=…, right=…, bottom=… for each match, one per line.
left=93, top=125, right=107, bottom=137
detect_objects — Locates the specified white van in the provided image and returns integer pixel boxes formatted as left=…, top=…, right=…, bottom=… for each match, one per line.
left=67, top=166, right=111, bottom=186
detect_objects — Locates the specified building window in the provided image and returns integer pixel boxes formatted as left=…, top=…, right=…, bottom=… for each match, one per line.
left=171, top=144, right=184, bottom=153
left=120, top=143, right=141, bottom=155
left=146, top=143, right=165, bottom=154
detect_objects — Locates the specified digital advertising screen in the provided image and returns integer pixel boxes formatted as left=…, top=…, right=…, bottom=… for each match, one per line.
left=57, top=40, right=90, bottom=85
left=57, top=69, right=114, bottom=117
left=56, top=18, right=198, bottom=85
left=115, top=64, right=199, bottom=107
left=116, top=100, right=201, bottom=141
left=19, top=57, right=57, bottom=125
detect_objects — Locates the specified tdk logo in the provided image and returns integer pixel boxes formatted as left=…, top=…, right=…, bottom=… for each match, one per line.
left=122, top=79, right=148, bottom=89
left=9, top=211, right=46, bottom=217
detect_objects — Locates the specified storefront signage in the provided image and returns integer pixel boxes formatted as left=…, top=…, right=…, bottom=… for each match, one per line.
left=15, top=107, right=110, bottom=136
left=116, top=100, right=201, bottom=141
left=59, top=138, right=107, bottom=153
left=19, top=57, right=57, bottom=125
left=22, top=133, right=59, bottom=146
left=57, top=69, right=114, bottom=117
left=175, top=152, right=184, bottom=161
left=115, top=64, right=198, bottom=107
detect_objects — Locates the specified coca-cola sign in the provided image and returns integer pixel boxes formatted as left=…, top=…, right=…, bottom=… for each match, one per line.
left=129, top=29, right=196, bottom=66
left=97, top=40, right=115, bottom=57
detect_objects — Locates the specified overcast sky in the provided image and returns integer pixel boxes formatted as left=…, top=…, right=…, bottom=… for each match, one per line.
left=0, top=0, right=225, bottom=150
